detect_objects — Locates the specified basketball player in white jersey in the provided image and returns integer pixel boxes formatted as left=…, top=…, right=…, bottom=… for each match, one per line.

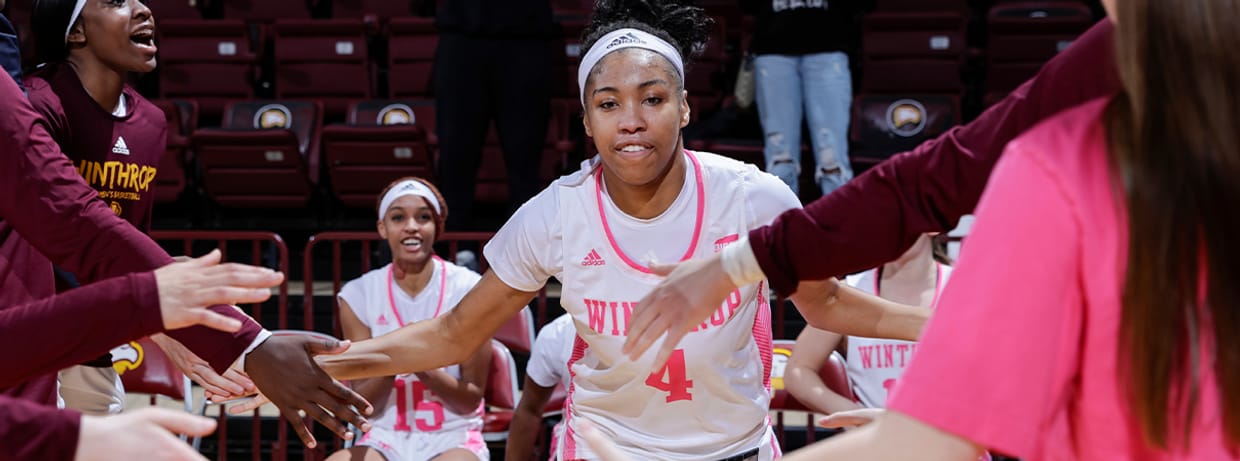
left=327, top=177, right=491, bottom=461
left=237, top=0, right=931, bottom=459
left=509, top=313, right=575, bottom=461
left=785, top=234, right=952, bottom=425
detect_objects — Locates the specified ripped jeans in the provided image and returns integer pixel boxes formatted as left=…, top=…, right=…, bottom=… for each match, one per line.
left=754, top=52, right=853, bottom=196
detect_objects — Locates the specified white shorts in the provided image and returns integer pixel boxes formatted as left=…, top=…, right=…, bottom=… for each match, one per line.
left=357, top=426, right=490, bottom=461
left=57, top=365, right=125, bottom=416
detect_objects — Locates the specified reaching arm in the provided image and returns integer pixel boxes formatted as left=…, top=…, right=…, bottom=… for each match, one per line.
left=337, top=299, right=394, bottom=411
left=789, top=279, right=929, bottom=341
left=507, top=377, right=559, bottom=461
left=785, top=326, right=861, bottom=416
left=749, top=19, right=1119, bottom=297
left=320, top=270, right=538, bottom=380
left=414, top=336, right=490, bottom=415
left=0, top=72, right=259, bottom=371
left=782, top=411, right=982, bottom=461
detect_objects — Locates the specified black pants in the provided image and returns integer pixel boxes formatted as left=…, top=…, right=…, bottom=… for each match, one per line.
left=434, top=33, right=551, bottom=230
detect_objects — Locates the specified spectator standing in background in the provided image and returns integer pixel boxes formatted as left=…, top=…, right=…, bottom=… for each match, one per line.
left=432, top=0, right=554, bottom=230
left=742, top=0, right=864, bottom=197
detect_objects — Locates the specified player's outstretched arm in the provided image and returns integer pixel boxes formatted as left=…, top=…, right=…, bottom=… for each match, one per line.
left=781, top=410, right=981, bottom=461
left=789, top=279, right=928, bottom=342
left=784, top=326, right=862, bottom=417
left=319, top=270, right=538, bottom=381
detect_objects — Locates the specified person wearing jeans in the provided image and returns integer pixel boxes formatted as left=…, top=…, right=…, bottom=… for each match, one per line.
left=744, top=0, right=863, bottom=196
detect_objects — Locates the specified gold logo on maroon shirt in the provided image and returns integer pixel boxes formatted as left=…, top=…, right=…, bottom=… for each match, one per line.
left=109, top=201, right=123, bottom=216
left=75, top=160, right=157, bottom=197
left=109, top=341, right=145, bottom=375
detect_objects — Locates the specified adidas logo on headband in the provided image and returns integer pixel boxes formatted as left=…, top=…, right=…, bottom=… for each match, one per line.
left=607, top=32, right=647, bottom=49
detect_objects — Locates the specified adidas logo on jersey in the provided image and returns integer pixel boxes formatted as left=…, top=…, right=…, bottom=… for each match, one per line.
left=581, top=249, right=606, bottom=267
left=111, top=136, right=130, bottom=155
left=376, top=314, right=390, bottom=326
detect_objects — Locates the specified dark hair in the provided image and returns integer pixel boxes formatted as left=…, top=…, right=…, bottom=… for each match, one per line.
left=930, top=234, right=952, bottom=266
left=1107, top=0, right=1240, bottom=449
left=32, top=0, right=79, bottom=64
left=580, top=0, right=713, bottom=89
left=376, top=177, right=449, bottom=240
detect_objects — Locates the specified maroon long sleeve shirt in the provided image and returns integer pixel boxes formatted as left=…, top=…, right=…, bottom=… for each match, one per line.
left=0, top=396, right=81, bottom=461
left=751, top=19, right=1121, bottom=297
left=0, top=272, right=162, bottom=461
left=0, top=63, right=260, bottom=402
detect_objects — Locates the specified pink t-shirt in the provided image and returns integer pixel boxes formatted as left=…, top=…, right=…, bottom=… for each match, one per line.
left=888, top=98, right=1238, bottom=460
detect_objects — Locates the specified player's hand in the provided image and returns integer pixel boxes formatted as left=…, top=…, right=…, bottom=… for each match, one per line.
left=152, top=333, right=257, bottom=401
left=623, top=253, right=737, bottom=369
left=154, top=249, right=283, bottom=332
left=75, top=407, right=217, bottom=461
left=580, top=421, right=635, bottom=461
left=244, top=335, right=373, bottom=448
left=818, top=408, right=885, bottom=430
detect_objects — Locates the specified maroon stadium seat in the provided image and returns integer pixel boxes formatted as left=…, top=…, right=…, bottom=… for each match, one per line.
left=320, top=99, right=435, bottom=208
left=482, top=340, right=521, bottom=441
left=768, top=340, right=856, bottom=412
left=387, top=17, right=437, bottom=98
left=272, top=19, right=372, bottom=115
left=220, top=0, right=311, bottom=22
left=145, top=0, right=202, bottom=20
left=156, top=19, right=258, bottom=118
left=985, top=2, right=1095, bottom=103
left=330, top=0, right=420, bottom=23
left=192, top=100, right=323, bottom=208
left=861, top=11, right=968, bottom=94
left=850, top=93, right=960, bottom=166
left=151, top=99, right=198, bottom=203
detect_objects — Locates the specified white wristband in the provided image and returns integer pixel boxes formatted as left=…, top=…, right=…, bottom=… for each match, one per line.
left=720, top=237, right=765, bottom=287
left=234, top=329, right=272, bottom=371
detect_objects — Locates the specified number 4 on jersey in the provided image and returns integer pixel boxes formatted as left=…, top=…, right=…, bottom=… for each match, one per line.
left=645, top=349, right=693, bottom=402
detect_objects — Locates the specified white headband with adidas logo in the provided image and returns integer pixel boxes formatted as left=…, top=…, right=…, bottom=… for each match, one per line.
left=577, top=28, right=685, bottom=105
left=378, top=179, right=441, bottom=220
left=65, top=0, right=88, bottom=42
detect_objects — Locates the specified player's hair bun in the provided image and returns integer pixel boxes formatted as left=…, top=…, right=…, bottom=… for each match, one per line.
left=581, top=0, right=713, bottom=65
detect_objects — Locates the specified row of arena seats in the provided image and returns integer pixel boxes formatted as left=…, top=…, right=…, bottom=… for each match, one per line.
left=0, top=0, right=1097, bottom=121
left=156, top=98, right=578, bottom=209
left=152, top=92, right=964, bottom=210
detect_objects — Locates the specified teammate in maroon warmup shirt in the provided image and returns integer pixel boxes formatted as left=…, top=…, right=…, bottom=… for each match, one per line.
left=27, top=0, right=257, bottom=414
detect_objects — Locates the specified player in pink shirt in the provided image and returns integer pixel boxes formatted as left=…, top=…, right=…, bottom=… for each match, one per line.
left=777, top=0, right=1240, bottom=458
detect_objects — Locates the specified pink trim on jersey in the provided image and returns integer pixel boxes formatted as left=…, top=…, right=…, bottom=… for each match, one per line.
left=594, top=150, right=706, bottom=274
left=386, top=256, right=448, bottom=326
left=754, top=281, right=774, bottom=393
left=769, top=430, right=782, bottom=459
left=465, top=429, right=485, bottom=451
left=562, top=335, right=589, bottom=460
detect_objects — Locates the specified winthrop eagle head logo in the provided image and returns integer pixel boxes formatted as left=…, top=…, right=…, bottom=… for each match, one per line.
left=377, top=104, right=415, bottom=125
left=254, top=104, right=293, bottom=130
left=885, top=99, right=927, bottom=137
left=110, top=341, right=144, bottom=375
left=109, top=201, right=123, bottom=216
left=771, top=347, right=793, bottom=392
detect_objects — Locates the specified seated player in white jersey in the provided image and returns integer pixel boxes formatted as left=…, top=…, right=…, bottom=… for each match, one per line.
left=327, top=177, right=491, bottom=461
left=508, top=313, right=575, bottom=461
left=785, top=234, right=953, bottom=426
left=228, top=0, right=931, bottom=459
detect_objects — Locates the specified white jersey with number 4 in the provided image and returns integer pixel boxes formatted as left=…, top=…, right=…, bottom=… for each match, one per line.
left=485, top=151, right=800, bottom=461
left=338, top=258, right=484, bottom=435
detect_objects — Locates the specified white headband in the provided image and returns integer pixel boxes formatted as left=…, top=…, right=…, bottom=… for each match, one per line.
left=65, top=0, right=88, bottom=42
left=378, top=180, right=441, bottom=220
left=577, top=28, right=684, bottom=105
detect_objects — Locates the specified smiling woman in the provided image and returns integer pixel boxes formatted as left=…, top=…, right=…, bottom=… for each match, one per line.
left=25, top=0, right=175, bottom=417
